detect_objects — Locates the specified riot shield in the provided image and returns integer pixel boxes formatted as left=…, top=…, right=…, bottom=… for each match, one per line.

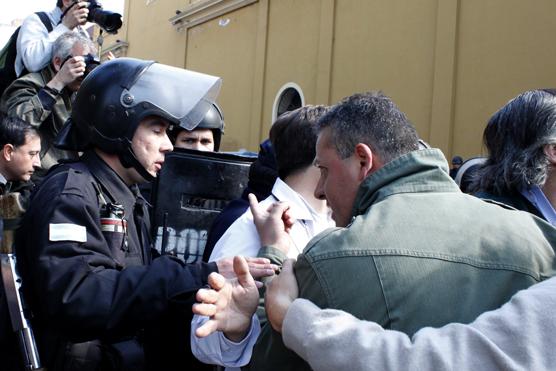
left=151, top=148, right=254, bottom=263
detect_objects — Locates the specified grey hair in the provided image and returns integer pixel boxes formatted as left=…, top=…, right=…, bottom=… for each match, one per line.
left=471, top=89, right=556, bottom=195
left=52, top=32, right=97, bottom=61
left=317, top=91, right=419, bottom=163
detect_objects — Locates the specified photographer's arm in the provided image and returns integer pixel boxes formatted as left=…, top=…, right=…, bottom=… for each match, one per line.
left=1, top=57, right=85, bottom=127
left=17, top=3, right=89, bottom=74
left=17, top=17, right=67, bottom=74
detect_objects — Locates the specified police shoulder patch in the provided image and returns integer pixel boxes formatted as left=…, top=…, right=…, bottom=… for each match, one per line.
left=49, top=223, right=87, bottom=242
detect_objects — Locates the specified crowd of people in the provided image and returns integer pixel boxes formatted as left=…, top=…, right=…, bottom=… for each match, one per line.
left=0, top=1, right=555, bottom=371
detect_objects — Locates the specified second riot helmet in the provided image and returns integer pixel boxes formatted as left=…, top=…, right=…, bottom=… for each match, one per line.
left=55, top=57, right=222, bottom=181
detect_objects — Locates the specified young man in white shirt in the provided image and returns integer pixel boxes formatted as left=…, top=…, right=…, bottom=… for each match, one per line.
left=190, top=105, right=335, bottom=369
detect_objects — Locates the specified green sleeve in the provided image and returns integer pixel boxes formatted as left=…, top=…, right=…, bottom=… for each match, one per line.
left=1, top=77, right=50, bottom=126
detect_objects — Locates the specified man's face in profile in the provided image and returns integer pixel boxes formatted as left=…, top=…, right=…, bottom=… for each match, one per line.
left=5, top=133, right=41, bottom=182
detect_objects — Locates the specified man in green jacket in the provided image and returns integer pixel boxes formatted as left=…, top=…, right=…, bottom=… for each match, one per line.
left=1, top=32, right=97, bottom=175
left=193, top=92, right=556, bottom=370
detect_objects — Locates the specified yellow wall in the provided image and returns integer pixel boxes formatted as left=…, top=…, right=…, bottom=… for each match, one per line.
left=107, top=0, right=556, bottom=158
left=185, top=4, right=261, bottom=150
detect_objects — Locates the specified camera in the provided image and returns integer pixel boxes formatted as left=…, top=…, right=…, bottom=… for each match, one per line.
left=87, top=0, right=122, bottom=34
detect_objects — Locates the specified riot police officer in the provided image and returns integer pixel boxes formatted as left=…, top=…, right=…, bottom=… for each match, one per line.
left=14, top=58, right=275, bottom=371
left=169, top=102, right=225, bottom=152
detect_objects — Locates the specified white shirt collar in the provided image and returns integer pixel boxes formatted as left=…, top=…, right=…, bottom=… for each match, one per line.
left=270, top=178, right=319, bottom=221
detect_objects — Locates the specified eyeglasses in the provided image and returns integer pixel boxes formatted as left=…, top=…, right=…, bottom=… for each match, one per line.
left=61, top=53, right=101, bottom=78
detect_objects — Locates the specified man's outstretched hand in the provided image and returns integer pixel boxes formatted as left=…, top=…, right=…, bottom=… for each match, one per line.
left=194, top=256, right=261, bottom=342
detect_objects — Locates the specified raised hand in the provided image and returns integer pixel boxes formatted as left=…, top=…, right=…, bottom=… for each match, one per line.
left=49, top=56, right=86, bottom=91
left=248, top=193, right=294, bottom=254
left=62, top=1, right=90, bottom=29
left=193, top=256, right=261, bottom=342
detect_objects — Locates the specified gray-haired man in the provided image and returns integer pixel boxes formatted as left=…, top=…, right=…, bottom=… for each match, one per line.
left=1, top=32, right=98, bottom=173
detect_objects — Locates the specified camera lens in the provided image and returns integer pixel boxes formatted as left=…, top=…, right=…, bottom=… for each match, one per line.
left=87, top=1, right=123, bottom=34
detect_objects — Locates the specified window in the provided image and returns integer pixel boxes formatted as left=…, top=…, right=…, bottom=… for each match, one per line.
left=272, top=83, right=304, bottom=123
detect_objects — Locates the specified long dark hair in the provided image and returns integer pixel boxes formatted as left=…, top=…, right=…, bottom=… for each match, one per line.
left=472, top=89, right=556, bottom=195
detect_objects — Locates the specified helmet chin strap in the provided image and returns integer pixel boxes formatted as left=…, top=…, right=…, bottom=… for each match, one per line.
left=119, top=147, right=155, bottom=183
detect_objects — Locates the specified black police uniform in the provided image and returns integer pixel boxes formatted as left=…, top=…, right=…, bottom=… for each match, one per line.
left=15, top=150, right=218, bottom=370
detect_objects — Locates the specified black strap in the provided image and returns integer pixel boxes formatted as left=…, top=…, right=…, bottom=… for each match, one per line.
left=35, top=12, right=53, bottom=33
left=59, top=2, right=79, bottom=24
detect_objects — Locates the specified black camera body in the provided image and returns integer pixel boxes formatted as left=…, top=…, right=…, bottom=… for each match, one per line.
left=87, top=0, right=122, bottom=34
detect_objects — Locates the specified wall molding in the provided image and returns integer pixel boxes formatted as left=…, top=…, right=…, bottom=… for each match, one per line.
left=100, top=40, right=129, bottom=59
left=169, top=0, right=259, bottom=31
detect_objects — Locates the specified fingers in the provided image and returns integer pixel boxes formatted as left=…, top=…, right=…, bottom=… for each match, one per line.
left=61, top=57, right=86, bottom=80
left=268, top=201, right=291, bottom=219
left=244, top=257, right=279, bottom=278
left=248, top=193, right=261, bottom=220
left=75, top=2, right=89, bottom=15
left=233, top=256, right=255, bottom=288
left=196, top=287, right=219, bottom=304
left=282, top=209, right=295, bottom=231
left=249, top=266, right=277, bottom=279
left=244, top=257, right=270, bottom=265
left=192, top=302, right=216, bottom=317
left=207, top=272, right=226, bottom=290
left=195, top=319, right=219, bottom=338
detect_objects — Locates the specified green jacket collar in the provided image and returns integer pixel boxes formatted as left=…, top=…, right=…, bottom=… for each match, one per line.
left=352, top=148, right=460, bottom=217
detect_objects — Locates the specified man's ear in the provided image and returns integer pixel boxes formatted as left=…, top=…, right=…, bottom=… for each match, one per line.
left=543, top=144, right=556, bottom=165
left=354, top=143, right=374, bottom=180
left=3, top=144, right=14, bottom=161
left=52, top=56, right=63, bottom=72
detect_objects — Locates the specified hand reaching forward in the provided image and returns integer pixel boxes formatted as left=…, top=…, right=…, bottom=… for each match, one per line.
left=194, top=256, right=261, bottom=342
left=216, top=256, right=277, bottom=279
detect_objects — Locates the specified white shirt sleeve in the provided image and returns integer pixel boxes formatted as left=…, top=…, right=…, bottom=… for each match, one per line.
left=282, top=277, right=556, bottom=371
left=190, top=314, right=261, bottom=367
left=16, top=13, right=70, bottom=75
left=193, top=210, right=263, bottom=367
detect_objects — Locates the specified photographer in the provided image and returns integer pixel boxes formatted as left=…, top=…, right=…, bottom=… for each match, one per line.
left=1, top=32, right=98, bottom=175
left=15, top=1, right=91, bottom=77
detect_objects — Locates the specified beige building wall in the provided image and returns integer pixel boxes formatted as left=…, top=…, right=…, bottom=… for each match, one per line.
left=105, top=0, right=556, bottom=158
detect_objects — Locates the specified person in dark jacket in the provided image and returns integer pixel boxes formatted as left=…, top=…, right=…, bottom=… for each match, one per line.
left=14, top=58, right=275, bottom=371
left=449, top=155, right=463, bottom=179
left=0, top=115, right=41, bottom=371
left=471, top=89, right=556, bottom=224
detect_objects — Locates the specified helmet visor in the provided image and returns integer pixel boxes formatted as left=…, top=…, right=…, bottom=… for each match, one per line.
left=122, top=63, right=222, bottom=130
